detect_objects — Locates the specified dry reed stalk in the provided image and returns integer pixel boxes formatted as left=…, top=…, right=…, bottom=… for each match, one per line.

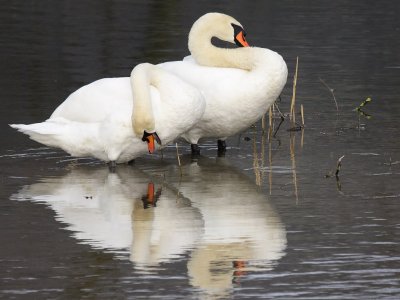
left=175, top=142, right=182, bottom=176
left=268, top=136, right=273, bottom=195
left=268, top=106, right=273, bottom=141
left=269, top=106, right=273, bottom=127
left=252, top=132, right=261, bottom=186
left=261, top=127, right=266, bottom=170
left=290, top=57, right=299, bottom=124
left=262, top=114, right=266, bottom=133
left=300, top=104, right=305, bottom=126
left=290, top=134, right=299, bottom=204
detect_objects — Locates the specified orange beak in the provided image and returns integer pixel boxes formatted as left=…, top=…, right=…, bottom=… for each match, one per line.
left=142, top=131, right=162, bottom=154
left=235, top=31, right=249, bottom=47
left=147, top=135, right=156, bottom=154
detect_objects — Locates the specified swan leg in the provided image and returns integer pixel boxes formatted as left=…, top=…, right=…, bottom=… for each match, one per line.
left=217, top=139, right=226, bottom=156
left=191, top=144, right=201, bottom=156
left=108, top=161, right=117, bottom=172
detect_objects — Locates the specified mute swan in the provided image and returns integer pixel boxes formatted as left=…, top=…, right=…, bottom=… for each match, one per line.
left=10, top=63, right=205, bottom=165
left=159, top=12, right=288, bottom=155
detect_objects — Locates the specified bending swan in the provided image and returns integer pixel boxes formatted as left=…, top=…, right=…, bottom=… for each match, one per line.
left=159, top=12, right=288, bottom=154
left=10, top=63, right=205, bottom=164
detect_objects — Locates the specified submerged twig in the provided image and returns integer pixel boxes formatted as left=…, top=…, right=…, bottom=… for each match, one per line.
left=287, top=125, right=303, bottom=132
left=273, top=102, right=286, bottom=119
left=325, top=155, right=345, bottom=178
left=319, top=78, right=339, bottom=112
left=335, top=155, right=345, bottom=177
left=273, top=116, right=285, bottom=137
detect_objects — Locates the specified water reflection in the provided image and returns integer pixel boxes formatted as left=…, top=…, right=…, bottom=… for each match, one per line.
left=11, top=157, right=286, bottom=297
left=140, top=156, right=287, bottom=297
left=11, top=166, right=203, bottom=267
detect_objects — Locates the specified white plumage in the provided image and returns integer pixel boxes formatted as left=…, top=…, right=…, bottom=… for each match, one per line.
left=10, top=12, right=287, bottom=161
left=11, top=64, right=205, bottom=163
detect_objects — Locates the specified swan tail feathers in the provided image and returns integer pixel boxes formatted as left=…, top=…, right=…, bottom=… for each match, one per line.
left=10, top=122, right=69, bottom=148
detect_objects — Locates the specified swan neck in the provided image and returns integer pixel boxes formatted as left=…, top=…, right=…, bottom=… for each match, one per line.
left=189, top=35, right=255, bottom=71
left=131, top=63, right=158, bottom=137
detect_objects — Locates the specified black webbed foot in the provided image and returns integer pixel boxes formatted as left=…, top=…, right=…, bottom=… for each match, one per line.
left=217, top=139, right=226, bottom=157
left=191, top=144, right=201, bottom=156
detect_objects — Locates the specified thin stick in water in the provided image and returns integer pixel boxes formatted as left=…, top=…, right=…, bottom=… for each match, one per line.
left=319, top=78, right=339, bottom=112
left=269, top=106, right=273, bottom=127
left=289, top=134, right=299, bottom=204
left=335, top=155, right=345, bottom=177
left=261, top=114, right=266, bottom=133
left=175, top=142, right=182, bottom=176
left=290, top=57, right=299, bottom=124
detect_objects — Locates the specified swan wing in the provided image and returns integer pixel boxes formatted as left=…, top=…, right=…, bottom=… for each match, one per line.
left=50, top=77, right=133, bottom=123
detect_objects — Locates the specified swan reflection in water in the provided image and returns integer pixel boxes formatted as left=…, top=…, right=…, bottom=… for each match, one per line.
left=12, top=156, right=286, bottom=297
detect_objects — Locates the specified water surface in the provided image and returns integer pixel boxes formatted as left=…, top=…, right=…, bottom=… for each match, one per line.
left=1, top=1, right=400, bottom=299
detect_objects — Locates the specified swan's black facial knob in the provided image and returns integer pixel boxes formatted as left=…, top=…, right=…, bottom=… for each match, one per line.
left=231, top=23, right=249, bottom=47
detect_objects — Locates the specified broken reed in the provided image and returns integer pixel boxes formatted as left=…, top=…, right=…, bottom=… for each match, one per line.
left=335, top=155, right=345, bottom=177
left=325, top=155, right=345, bottom=178
left=290, top=56, right=299, bottom=125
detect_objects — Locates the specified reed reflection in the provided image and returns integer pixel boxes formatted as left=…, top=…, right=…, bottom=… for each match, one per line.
left=12, top=157, right=286, bottom=297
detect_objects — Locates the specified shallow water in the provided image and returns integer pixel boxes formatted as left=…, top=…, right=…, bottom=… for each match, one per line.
left=1, top=1, right=400, bottom=299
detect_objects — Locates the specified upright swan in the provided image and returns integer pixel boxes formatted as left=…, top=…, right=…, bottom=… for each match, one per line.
left=10, top=63, right=205, bottom=165
left=159, top=13, right=288, bottom=154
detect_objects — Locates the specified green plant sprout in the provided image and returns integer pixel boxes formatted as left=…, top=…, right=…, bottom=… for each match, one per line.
left=354, top=97, right=372, bottom=119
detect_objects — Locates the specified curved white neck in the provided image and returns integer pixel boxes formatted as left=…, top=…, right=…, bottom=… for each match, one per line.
left=130, top=63, right=158, bottom=136
left=188, top=28, right=255, bottom=71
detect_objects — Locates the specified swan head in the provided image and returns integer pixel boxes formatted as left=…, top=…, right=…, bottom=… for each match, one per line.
left=141, top=131, right=161, bottom=154
left=188, top=13, right=250, bottom=67
left=189, top=12, right=249, bottom=49
left=133, top=117, right=161, bottom=154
